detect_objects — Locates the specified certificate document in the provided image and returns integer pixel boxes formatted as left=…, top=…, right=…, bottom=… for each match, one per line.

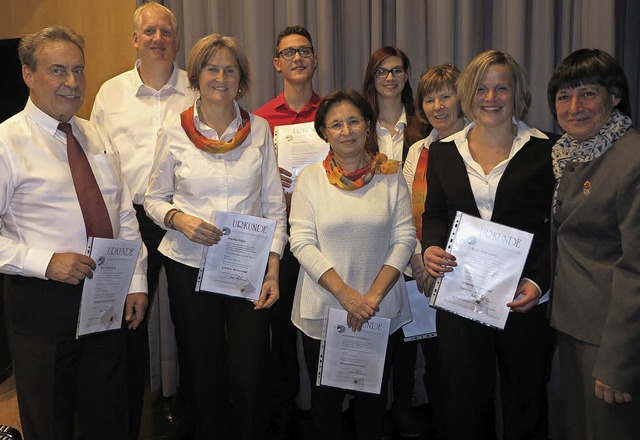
left=429, top=211, right=533, bottom=329
left=402, top=280, right=437, bottom=341
left=77, top=238, right=141, bottom=338
left=317, top=307, right=390, bottom=394
left=274, top=122, right=329, bottom=193
left=196, top=212, right=276, bottom=301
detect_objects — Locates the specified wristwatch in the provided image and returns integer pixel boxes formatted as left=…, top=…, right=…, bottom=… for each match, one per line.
left=166, top=209, right=181, bottom=229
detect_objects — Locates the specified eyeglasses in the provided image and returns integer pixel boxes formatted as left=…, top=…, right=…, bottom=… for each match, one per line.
left=325, top=117, right=367, bottom=133
left=374, top=66, right=406, bottom=78
left=277, top=46, right=314, bottom=60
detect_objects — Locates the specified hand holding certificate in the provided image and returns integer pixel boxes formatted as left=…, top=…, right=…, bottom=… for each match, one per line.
left=317, top=308, right=390, bottom=394
left=196, top=212, right=276, bottom=301
left=428, top=211, right=533, bottom=329
left=77, top=238, right=141, bottom=337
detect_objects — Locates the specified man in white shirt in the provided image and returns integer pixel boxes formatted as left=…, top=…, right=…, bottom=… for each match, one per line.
left=0, top=25, right=148, bottom=439
left=91, top=3, right=195, bottom=438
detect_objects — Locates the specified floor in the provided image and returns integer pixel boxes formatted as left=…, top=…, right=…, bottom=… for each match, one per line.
left=0, top=351, right=565, bottom=439
left=0, top=370, right=434, bottom=440
left=0, top=372, right=21, bottom=434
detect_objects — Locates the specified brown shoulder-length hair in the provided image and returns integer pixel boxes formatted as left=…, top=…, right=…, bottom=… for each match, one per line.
left=187, top=34, right=250, bottom=98
left=456, top=50, right=531, bottom=122
left=362, top=46, right=425, bottom=151
left=314, top=89, right=379, bottom=155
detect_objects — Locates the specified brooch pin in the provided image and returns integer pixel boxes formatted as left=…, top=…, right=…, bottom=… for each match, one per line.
left=583, top=180, right=591, bottom=196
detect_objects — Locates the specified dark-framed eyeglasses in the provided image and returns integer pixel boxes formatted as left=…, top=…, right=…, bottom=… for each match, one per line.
left=277, top=46, right=314, bottom=61
left=374, top=66, right=406, bottom=78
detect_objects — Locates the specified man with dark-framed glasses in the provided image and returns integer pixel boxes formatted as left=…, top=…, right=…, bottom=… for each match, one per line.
left=254, top=25, right=320, bottom=440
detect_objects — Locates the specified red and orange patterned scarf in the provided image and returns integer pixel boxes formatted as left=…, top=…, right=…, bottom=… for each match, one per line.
left=411, top=147, right=429, bottom=241
left=323, top=150, right=401, bottom=191
left=180, top=105, right=251, bottom=154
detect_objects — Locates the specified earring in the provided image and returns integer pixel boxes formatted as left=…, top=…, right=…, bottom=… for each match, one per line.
left=238, top=88, right=242, bottom=93
left=365, top=129, right=371, bottom=137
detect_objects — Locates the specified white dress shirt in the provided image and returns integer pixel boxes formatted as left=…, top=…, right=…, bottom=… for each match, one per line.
left=289, top=163, right=416, bottom=339
left=91, top=61, right=196, bottom=204
left=144, top=99, right=288, bottom=268
left=376, top=107, right=407, bottom=161
left=0, top=99, right=147, bottom=293
left=449, top=119, right=548, bottom=221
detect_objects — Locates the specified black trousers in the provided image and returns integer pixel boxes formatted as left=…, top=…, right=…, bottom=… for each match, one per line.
left=127, top=204, right=167, bottom=440
left=268, top=242, right=301, bottom=418
left=302, top=329, right=401, bottom=440
left=436, top=304, right=556, bottom=440
left=4, top=276, right=128, bottom=440
left=164, top=259, right=271, bottom=440
left=420, top=335, right=444, bottom=439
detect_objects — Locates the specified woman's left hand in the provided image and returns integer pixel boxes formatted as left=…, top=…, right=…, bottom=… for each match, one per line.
left=346, top=312, right=367, bottom=332
left=507, top=279, right=540, bottom=312
left=254, top=275, right=279, bottom=310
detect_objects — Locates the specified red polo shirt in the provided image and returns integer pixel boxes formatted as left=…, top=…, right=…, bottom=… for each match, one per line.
left=254, top=91, right=321, bottom=135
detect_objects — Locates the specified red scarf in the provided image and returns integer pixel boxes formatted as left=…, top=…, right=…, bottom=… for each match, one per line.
left=411, top=147, right=429, bottom=241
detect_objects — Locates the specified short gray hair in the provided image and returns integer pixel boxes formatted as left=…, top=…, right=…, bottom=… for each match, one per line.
left=19, top=25, right=85, bottom=71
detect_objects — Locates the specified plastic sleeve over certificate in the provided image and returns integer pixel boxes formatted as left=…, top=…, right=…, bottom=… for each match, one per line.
left=317, top=307, right=391, bottom=394
left=77, top=237, right=141, bottom=338
left=402, top=280, right=437, bottom=341
left=429, top=211, right=533, bottom=329
left=274, top=122, right=329, bottom=194
left=196, top=212, right=276, bottom=301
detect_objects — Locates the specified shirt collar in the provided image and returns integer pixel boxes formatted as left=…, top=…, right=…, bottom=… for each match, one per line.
left=194, top=98, right=243, bottom=137
left=25, top=98, right=77, bottom=137
left=272, top=91, right=321, bottom=113
left=376, top=107, right=407, bottom=135
left=133, top=59, right=187, bottom=97
left=451, top=118, right=548, bottom=162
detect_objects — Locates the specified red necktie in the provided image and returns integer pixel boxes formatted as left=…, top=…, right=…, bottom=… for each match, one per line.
left=59, top=122, right=114, bottom=239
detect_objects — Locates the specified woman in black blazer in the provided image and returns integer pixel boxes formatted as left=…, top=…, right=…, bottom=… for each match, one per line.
left=422, top=50, right=557, bottom=440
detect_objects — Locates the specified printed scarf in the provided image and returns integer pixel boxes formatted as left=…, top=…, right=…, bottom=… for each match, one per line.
left=323, top=151, right=400, bottom=190
left=552, top=108, right=631, bottom=213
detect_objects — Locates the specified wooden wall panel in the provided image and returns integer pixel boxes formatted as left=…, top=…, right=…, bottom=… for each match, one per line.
left=0, top=0, right=137, bottom=118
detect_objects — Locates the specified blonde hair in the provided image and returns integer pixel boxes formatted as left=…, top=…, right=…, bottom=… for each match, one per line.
left=456, top=50, right=531, bottom=121
left=133, top=2, right=178, bottom=32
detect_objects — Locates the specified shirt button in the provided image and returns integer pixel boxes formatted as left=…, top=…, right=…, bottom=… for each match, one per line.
left=215, top=155, right=223, bottom=159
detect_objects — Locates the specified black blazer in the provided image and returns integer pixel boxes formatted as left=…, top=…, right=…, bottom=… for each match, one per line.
left=421, top=133, right=558, bottom=293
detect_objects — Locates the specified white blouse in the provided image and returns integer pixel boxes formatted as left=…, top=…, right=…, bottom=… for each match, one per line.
left=144, top=99, right=288, bottom=268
